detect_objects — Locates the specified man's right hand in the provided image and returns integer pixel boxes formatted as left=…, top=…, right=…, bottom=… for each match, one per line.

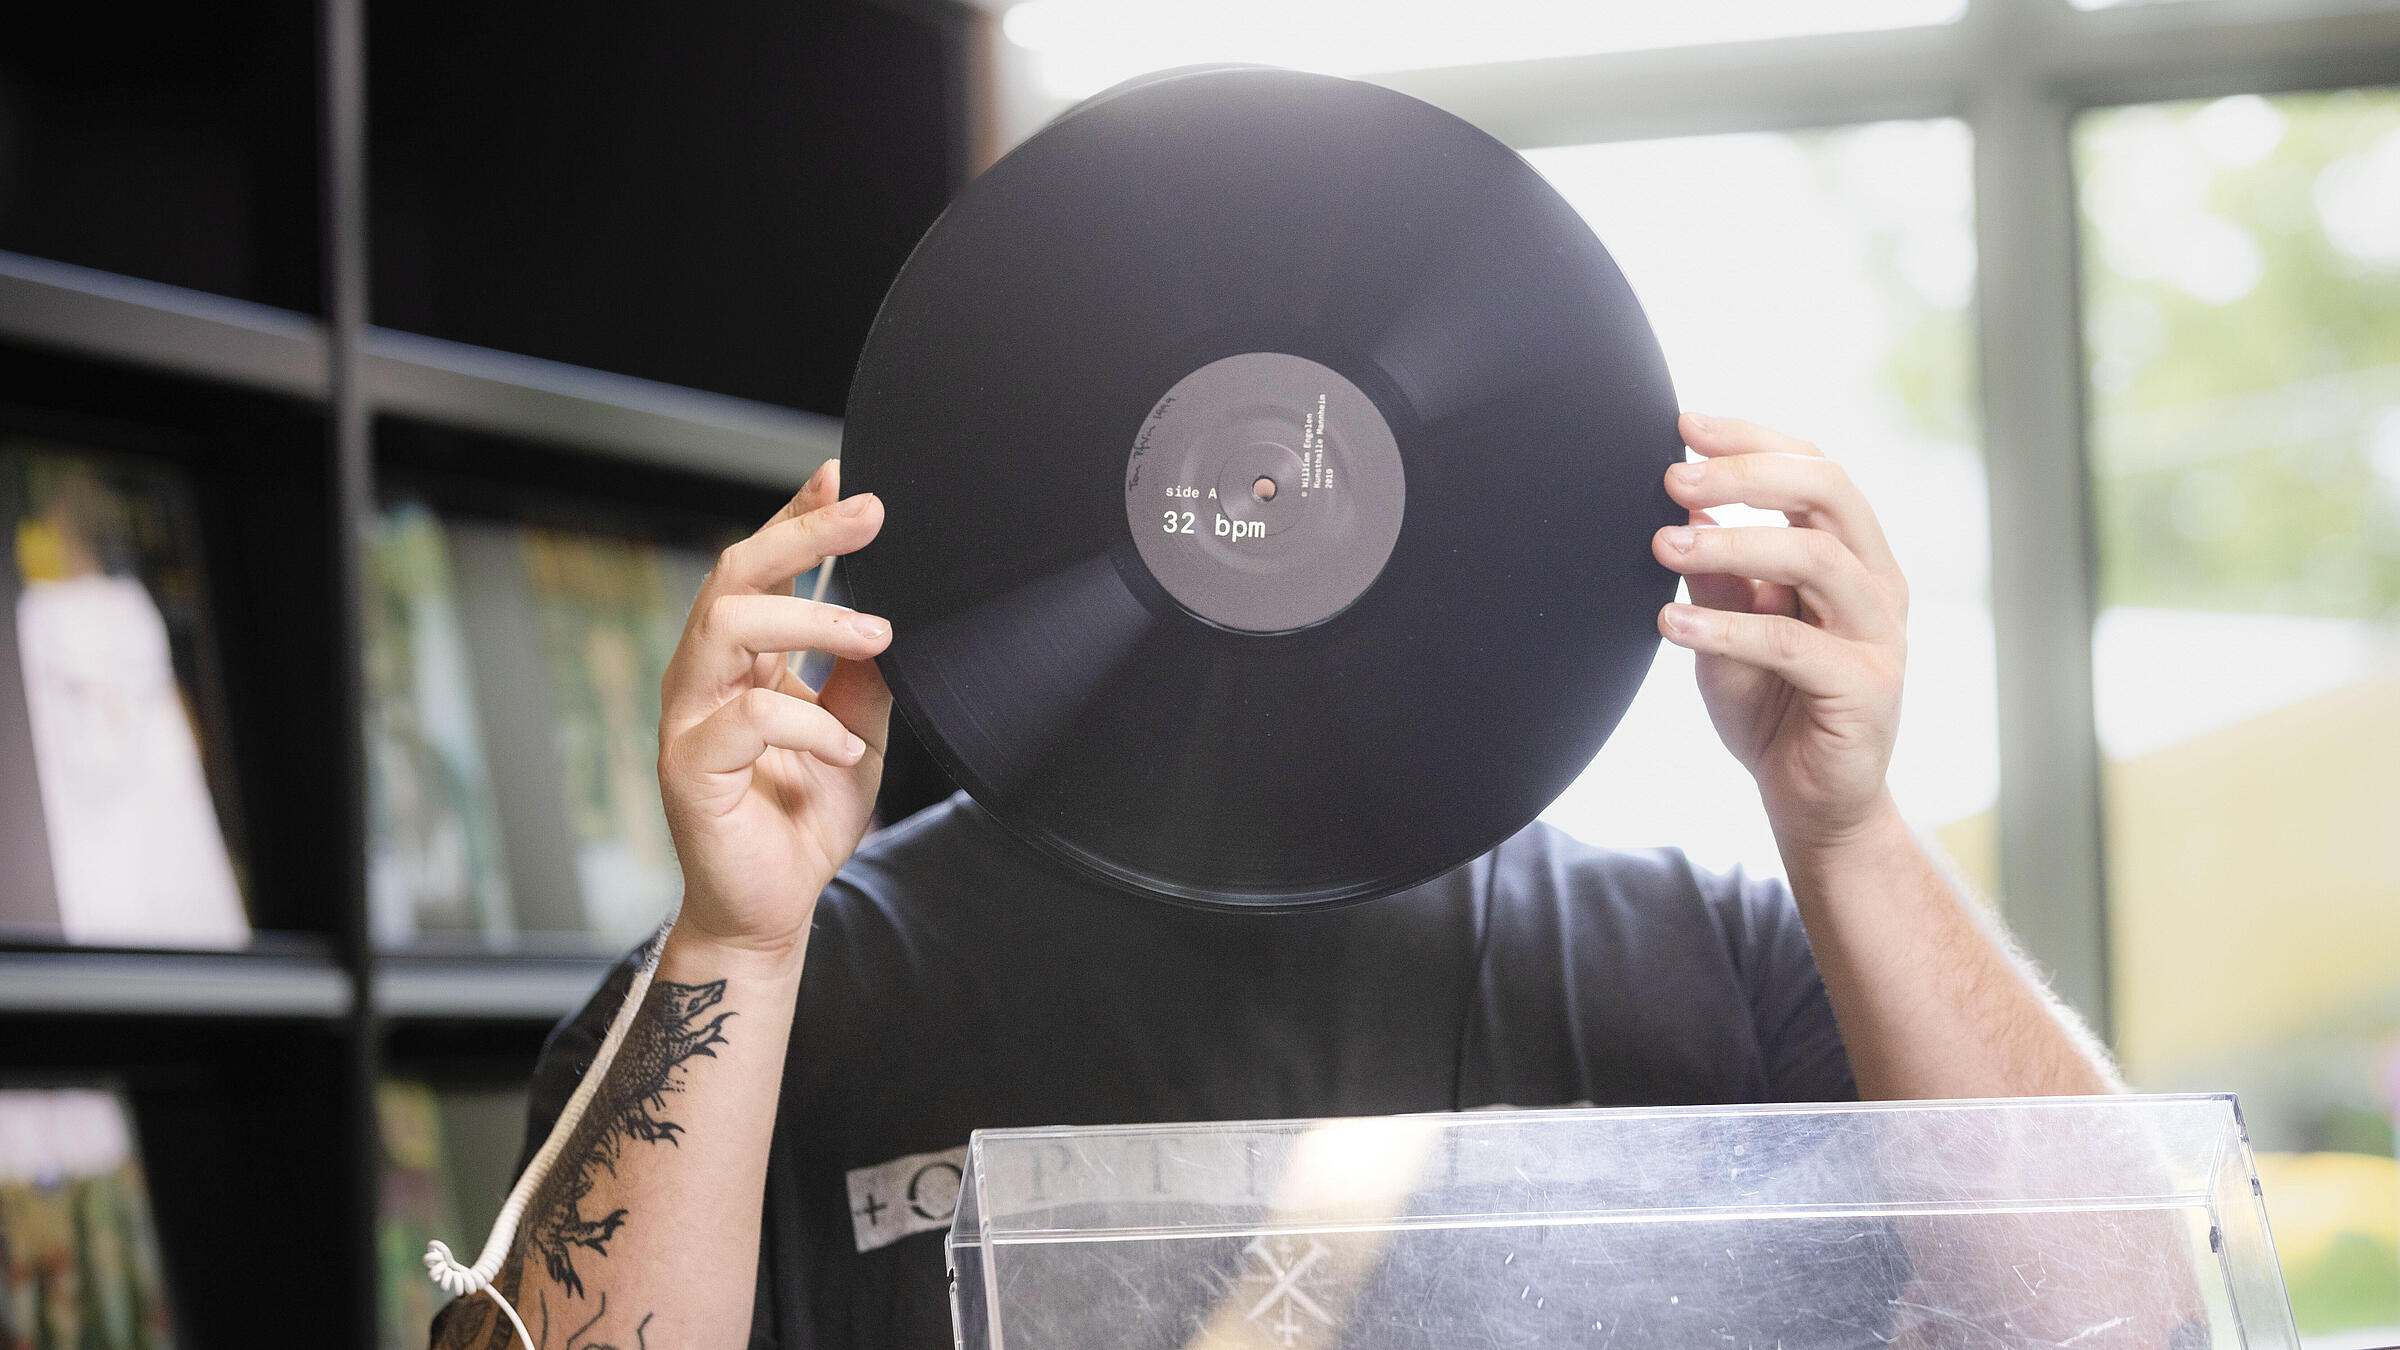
left=657, top=458, right=893, bottom=963
left=432, top=466, right=889, bottom=1350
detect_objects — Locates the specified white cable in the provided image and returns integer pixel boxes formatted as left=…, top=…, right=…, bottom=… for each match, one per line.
left=425, top=918, right=674, bottom=1350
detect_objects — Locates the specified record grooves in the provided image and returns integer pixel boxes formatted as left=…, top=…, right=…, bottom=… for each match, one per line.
left=843, top=65, right=1682, bottom=909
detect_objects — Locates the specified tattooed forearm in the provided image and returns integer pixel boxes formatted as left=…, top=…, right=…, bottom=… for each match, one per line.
left=563, top=1292, right=655, bottom=1350
left=529, top=978, right=734, bottom=1296
left=434, top=978, right=732, bottom=1350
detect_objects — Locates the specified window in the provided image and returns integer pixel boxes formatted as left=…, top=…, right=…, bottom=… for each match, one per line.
left=1523, top=122, right=1997, bottom=893
left=2081, top=88, right=2400, bottom=1342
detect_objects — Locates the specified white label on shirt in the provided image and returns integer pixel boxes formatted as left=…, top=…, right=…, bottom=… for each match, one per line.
left=846, top=1144, right=969, bottom=1253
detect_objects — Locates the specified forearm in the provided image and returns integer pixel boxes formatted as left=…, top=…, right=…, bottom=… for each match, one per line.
left=1780, top=794, right=2121, bottom=1101
left=437, top=924, right=805, bottom=1350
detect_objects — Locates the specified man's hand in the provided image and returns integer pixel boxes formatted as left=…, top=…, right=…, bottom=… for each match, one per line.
left=1651, top=413, right=1907, bottom=854
left=657, top=458, right=894, bottom=962
left=431, top=464, right=893, bottom=1350
left=1652, top=412, right=2120, bottom=1100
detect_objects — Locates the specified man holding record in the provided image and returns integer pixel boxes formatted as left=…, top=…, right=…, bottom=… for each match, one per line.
left=433, top=414, right=2120, bottom=1350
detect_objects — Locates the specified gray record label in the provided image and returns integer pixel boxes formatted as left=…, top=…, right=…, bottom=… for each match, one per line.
left=1124, top=352, right=1404, bottom=633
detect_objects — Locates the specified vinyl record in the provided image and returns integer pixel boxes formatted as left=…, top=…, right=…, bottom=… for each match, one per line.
left=843, top=66, right=1681, bottom=909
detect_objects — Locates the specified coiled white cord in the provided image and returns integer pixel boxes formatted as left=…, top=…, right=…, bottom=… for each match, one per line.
left=424, top=919, right=673, bottom=1350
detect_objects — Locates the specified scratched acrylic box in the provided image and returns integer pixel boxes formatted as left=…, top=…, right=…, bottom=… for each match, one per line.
left=947, top=1096, right=2298, bottom=1350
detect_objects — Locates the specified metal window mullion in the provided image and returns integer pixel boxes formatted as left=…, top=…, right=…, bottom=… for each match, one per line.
left=1965, top=0, right=2112, bottom=1036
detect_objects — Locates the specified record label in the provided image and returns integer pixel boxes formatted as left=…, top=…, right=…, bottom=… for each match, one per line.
left=1125, top=352, right=1404, bottom=633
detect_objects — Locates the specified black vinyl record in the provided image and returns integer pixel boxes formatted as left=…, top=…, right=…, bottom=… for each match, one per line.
left=843, top=66, right=1681, bottom=909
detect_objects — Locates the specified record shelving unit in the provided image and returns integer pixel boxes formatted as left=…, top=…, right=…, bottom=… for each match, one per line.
left=0, top=2, right=972, bottom=1345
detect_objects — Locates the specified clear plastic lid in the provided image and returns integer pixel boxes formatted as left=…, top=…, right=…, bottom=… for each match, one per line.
left=948, top=1095, right=2294, bottom=1350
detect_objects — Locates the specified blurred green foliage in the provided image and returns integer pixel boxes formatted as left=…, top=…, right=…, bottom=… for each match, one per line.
left=2080, top=90, right=2400, bottom=619
left=2286, top=1232, right=2400, bottom=1337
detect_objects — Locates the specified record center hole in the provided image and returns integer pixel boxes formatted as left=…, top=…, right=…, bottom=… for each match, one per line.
left=1252, top=476, right=1278, bottom=502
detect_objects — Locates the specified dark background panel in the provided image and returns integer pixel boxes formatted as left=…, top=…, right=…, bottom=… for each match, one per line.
left=0, top=2, right=323, bottom=311
left=369, top=0, right=971, bottom=414
left=375, top=416, right=790, bottom=551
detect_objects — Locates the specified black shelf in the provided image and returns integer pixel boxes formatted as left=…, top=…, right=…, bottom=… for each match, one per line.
left=0, top=3, right=970, bottom=1344
left=0, top=249, right=841, bottom=484
left=2, top=3, right=324, bottom=313
left=363, top=325, right=840, bottom=486
left=369, top=0, right=972, bottom=415
left=0, top=250, right=330, bottom=398
left=375, top=953, right=616, bottom=1022
left=0, top=945, right=353, bottom=1018
left=373, top=414, right=793, bottom=540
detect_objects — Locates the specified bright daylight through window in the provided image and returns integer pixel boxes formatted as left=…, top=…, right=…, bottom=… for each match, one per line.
left=1526, top=123, right=1996, bottom=896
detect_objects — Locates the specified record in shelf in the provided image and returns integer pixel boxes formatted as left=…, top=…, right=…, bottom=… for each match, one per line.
left=366, top=499, right=729, bottom=953
left=0, top=1086, right=179, bottom=1350
left=0, top=440, right=249, bottom=949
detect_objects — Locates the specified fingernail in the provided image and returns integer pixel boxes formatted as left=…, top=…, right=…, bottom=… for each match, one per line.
left=808, top=459, right=834, bottom=489
left=1663, top=525, right=1696, bottom=552
left=839, top=492, right=875, bottom=518
left=1685, top=413, right=1713, bottom=432
left=1670, top=461, right=1705, bottom=487
left=1663, top=604, right=1694, bottom=635
left=851, top=614, right=888, bottom=639
left=844, top=733, right=866, bottom=758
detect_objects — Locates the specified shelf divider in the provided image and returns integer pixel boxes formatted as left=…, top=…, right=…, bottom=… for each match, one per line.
left=0, top=948, right=354, bottom=1018
left=0, top=249, right=841, bottom=489
left=363, top=326, right=839, bottom=488
left=373, top=953, right=617, bottom=1022
left=0, top=249, right=331, bottom=399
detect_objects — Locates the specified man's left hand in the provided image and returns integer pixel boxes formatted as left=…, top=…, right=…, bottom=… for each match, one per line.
left=1651, top=413, right=1908, bottom=854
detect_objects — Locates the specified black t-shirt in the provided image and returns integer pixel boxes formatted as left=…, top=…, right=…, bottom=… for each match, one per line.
left=514, top=793, right=1853, bottom=1350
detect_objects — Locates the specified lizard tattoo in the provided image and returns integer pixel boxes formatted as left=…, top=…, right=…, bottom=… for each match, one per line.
left=528, top=978, right=734, bottom=1297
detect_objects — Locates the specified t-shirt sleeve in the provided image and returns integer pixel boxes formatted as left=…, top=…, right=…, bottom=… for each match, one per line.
left=1711, top=866, right=1857, bottom=1103
left=1479, top=825, right=1856, bottom=1107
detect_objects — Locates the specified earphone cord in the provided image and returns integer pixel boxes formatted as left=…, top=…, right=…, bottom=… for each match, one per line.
left=421, top=918, right=673, bottom=1350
